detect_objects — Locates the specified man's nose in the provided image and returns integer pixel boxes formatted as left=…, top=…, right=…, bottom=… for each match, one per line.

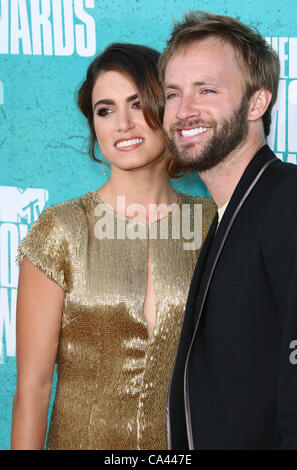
left=176, top=94, right=200, bottom=121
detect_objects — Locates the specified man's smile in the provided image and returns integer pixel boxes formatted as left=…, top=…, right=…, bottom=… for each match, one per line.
left=176, top=126, right=210, bottom=142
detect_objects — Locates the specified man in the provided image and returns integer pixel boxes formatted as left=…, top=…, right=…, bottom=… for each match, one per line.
left=159, top=11, right=297, bottom=450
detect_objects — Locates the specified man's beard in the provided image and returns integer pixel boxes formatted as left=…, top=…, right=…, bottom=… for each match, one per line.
left=167, top=95, right=249, bottom=173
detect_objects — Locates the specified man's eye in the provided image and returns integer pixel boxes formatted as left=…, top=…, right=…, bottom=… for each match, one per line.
left=97, top=108, right=112, bottom=116
left=201, top=89, right=215, bottom=94
left=166, top=92, right=179, bottom=100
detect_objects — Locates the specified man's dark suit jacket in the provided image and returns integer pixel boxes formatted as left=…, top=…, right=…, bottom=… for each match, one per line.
left=167, top=145, right=297, bottom=450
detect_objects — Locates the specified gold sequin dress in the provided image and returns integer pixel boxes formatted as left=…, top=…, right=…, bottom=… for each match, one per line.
left=17, top=190, right=216, bottom=450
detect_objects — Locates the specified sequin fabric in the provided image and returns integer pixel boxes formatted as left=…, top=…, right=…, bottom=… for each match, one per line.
left=17, top=191, right=216, bottom=450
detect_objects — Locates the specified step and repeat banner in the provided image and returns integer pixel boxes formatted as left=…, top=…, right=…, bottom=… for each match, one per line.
left=0, top=0, right=296, bottom=450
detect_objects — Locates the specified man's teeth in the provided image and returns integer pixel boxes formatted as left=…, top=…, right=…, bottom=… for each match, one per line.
left=181, top=127, right=209, bottom=137
left=116, top=138, right=143, bottom=148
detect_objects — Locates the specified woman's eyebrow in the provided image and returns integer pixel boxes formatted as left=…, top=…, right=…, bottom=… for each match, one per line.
left=93, top=94, right=138, bottom=111
left=93, top=99, right=114, bottom=111
left=126, top=93, right=138, bottom=102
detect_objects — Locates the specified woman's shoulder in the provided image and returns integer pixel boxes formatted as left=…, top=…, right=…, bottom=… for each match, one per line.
left=40, top=191, right=96, bottom=227
left=19, top=192, right=96, bottom=252
left=16, top=192, right=96, bottom=290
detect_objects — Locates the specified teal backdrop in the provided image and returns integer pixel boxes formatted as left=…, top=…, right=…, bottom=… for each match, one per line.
left=0, top=0, right=296, bottom=450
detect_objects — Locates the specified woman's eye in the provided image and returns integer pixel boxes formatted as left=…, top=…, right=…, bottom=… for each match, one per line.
left=97, top=108, right=112, bottom=117
left=132, top=101, right=142, bottom=110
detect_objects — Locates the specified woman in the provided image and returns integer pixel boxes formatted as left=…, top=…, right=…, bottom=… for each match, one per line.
left=11, top=43, right=216, bottom=450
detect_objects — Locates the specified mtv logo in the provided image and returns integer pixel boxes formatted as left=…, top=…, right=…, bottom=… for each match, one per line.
left=0, top=186, right=49, bottom=362
left=0, top=186, right=49, bottom=225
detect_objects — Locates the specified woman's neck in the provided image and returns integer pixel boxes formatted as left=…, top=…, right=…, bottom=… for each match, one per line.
left=96, top=163, right=178, bottom=224
left=98, top=163, right=177, bottom=206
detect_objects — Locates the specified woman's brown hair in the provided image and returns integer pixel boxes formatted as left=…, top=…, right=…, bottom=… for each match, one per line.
left=78, top=43, right=182, bottom=177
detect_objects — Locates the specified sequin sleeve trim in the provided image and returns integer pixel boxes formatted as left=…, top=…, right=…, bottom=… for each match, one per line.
left=16, top=205, right=70, bottom=291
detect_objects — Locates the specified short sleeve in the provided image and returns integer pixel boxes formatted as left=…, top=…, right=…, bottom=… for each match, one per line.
left=16, top=206, right=70, bottom=291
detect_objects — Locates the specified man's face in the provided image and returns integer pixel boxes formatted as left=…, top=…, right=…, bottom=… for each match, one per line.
left=163, top=37, right=249, bottom=172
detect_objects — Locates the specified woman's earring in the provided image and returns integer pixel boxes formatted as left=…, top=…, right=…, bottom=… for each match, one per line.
left=101, top=159, right=106, bottom=176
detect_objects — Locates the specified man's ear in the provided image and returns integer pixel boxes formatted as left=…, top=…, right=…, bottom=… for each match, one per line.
left=248, top=88, right=272, bottom=121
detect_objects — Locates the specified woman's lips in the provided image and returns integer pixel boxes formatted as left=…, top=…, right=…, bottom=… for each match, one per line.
left=114, top=137, right=144, bottom=151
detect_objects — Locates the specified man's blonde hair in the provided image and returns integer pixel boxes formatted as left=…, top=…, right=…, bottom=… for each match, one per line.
left=159, top=11, right=280, bottom=136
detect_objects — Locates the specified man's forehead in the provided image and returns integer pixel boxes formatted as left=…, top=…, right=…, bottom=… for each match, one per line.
left=170, top=36, right=236, bottom=62
left=165, top=37, right=242, bottom=80
left=165, top=75, right=226, bottom=90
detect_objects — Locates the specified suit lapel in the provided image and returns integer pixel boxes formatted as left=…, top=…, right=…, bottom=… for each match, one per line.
left=185, top=212, right=218, bottom=326
left=170, top=211, right=218, bottom=367
left=192, top=145, right=278, bottom=330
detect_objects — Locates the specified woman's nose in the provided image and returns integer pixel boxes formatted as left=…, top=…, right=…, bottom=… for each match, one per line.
left=116, top=109, right=135, bottom=132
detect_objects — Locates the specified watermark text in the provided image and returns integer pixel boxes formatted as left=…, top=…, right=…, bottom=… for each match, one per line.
left=94, top=197, right=202, bottom=250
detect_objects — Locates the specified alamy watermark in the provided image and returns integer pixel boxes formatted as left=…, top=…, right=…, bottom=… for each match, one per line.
left=289, top=340, right=297, bottom=365
left=93, top=196, right=202, bottom=250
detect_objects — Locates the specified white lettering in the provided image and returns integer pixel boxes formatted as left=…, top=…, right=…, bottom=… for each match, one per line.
left=52, top=0, right=74, bottom=56
left=182, top=203, right=202, bottom=251
left=94, top=204, right=115, bottom=240
left=274, top=153, right=284, bottom=161
left=11, top=0, right=32, bottom=55
left=103, top=455, right=138, bottom=467
left=116, top=196, right=126, bottom=240
left=18, top=223, right=28, bottom=241
left=278, top=37, right=288, bottom=78
left=272, top=37, right=278, bottom=54
left=148, top=203, right=174, bottom=240
left=288, top=80, right=297, bottom=152
left=268, top=79, right=286, bottom=152
left=287, top=153, right=297, bottom=164
left=0, top=223, right=19, bottom=288
left=30, top=0, right=53, bottom=55
left=126, top=204, right=147, bottom=240
left=289, top=340, right=297, bottom=365
left=171, top=205, right=181, bottom=240
left=93, top=198, right=203, bottom=247
left=74, top=0, right=95, bottom=57
left=0, top=187, right=48, bottom=362
left=0, top=0, right=9, bottom=53
left=289, top=38, right=297, bottom=79
left=0, top=287, right=17, bottom=358
left=0, top=0, right=96, bottom=56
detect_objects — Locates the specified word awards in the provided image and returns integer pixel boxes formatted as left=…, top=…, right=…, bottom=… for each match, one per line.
left=0, top=0, right=96, bottom=57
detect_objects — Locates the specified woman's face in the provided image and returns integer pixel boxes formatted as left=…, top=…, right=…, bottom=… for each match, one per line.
left=92, top=70, right=166, bottom=171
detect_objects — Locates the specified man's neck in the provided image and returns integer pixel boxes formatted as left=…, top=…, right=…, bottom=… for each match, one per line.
left=198, top=137, right=267, bottom=208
